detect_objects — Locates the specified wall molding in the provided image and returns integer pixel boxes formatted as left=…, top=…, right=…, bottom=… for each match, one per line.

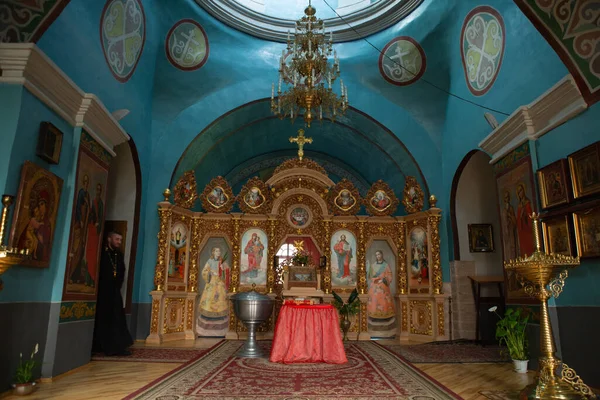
left=479, top=75, right=587, bottom=164
left=0, top=43, right=129, bottom=156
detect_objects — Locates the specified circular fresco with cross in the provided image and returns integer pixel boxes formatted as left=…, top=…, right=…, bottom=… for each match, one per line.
left=378, top=36, right=426, bottom=86
left=165, top=19, right=209, bottom=71
left=100, top=0, right=146, bottom=82
left=460, top=6, right=505, bottom=96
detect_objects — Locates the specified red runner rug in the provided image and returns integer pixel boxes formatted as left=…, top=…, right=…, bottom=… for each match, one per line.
left=125, top=340, right=461, bottom=399
left=91, top=347, right=209, bottom=363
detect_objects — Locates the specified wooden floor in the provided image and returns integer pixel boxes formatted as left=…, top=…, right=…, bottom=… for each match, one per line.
left=2, top=339, right=535, bottom=400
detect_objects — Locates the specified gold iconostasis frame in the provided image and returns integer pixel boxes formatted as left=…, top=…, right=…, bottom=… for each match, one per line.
left=146, top=158, right=449, bottom=344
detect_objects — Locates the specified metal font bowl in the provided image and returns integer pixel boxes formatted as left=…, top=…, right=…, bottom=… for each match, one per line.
left=231, top=290, right=274, bottom=323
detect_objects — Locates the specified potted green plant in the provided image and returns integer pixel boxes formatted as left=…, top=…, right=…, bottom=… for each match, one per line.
left=13, top=343, right=40, bottom=396
left=489, top=306, right=529, bottom=373
left=332, top=288, right=360, bottom=340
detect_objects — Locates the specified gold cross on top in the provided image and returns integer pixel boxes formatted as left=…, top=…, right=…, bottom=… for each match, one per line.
left=289, top=129, right=313, bottom=161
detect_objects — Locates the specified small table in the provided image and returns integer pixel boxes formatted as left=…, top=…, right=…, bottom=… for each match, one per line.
left=468, top=275, right=505, bottom=342
left=269, top=304, right=347, bottom=364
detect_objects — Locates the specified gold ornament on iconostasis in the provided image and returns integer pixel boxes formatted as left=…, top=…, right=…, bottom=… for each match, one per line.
left=402, top=176, right=424, bottom=214
left=201, top=176, right=235, bottom=213
left=236, top=176, right=272, bottom=214
left=173, top=171, right=198, bottom=209
left=328, top=179, right=362, bottom=216
left=364, top=180, right=399, bottom=216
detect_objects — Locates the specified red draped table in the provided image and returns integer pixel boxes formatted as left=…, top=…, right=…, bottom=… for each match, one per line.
left=269, top=303, right=347, bottom=364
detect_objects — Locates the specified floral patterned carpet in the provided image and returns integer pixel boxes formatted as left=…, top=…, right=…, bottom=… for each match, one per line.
left=125, top=340, right=461, bottom=400
left=91, top=347, right=209, bottom=363
left=382, top=340, right=510, bottom=364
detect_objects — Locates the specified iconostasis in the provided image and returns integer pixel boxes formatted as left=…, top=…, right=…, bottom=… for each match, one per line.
left=146, top=158, right=448, bottom=345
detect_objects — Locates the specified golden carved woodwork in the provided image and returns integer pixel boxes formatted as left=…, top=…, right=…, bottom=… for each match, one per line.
left=154, top=208, right=172, bottom=291
left=237, top=176, right=273, bottom=214
left=428, top=214, right=443, bottom=295
left=273, top=157, right=327, bottom=176
left=357, top=220, right=367, bottom=294
left=201, top=176, right=235, bottom=213
left=271, top=177, right=330, bottom=207
left=163, top=298, right=185, bottom=334
left=401, top=301, right=408, bottom=331
left=402, top=176, right=424, bottom=214
left=396, top=221, right=408, bottom=294
left=437, top=302, right=445, bottom=336
left=364, top=180, right=399, bottom=216
left=410, top=300, right=432, bottom=336
left=231, top=216, right=241, bottom=293
left=321, top=219, right=332, bottom=294
left=150, top=299, right=160, bottom=334
left=173, top=170, right=198, bottom=209
left=187, top=218, right=202, bottom=292
left=149, top=160, right=448, bottom=344
left=328, top=179, right=361, bottom=216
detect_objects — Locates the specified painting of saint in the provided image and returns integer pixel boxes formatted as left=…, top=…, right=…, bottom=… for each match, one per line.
left=570, top=143, right=600, bottom=199
left=331, top=230, right=357, bottom=286
left=64, top=145, right=110, bottom=298
left=496, top=152, right=538, bottom=302
left=240, top=228, right=268, bottom=285
left=371, top=190, right=391, bottom=210
left=197, top=237, right=231, bottom=337
left=243, top=187, right=264, bottom=208
left=409, top=226, right=429, bottom=288
left=207, top=186, right=227, bottom=208
left=367, top=241, right=396, bottom=338
left=168, top=222, right=188, bottom=281
left=574, top=208, right=600, bottom=258
left=289, top=207, right=309, bottom=227
left=335, top=189, right=356, bottom=211
left=10, top=162, right=63, bottom=268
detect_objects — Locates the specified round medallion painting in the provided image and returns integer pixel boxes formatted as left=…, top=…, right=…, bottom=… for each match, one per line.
left=461, top=6, right=505, bottom=96
left=379, top=36, right=426, bottom=86
left=166, top=19, right=209, bottom=71
left=100, top=0, right=146, bottom=82
left=289, top=207, right=310, bottom=228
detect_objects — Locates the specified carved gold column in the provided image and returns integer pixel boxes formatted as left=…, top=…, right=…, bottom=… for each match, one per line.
left=428, top=214, right=443, bottom=295
left=230, top=216, right=241, bottom=293
left=322, top=218, right=332, bottom=294
left=356, top=218, right=367, bottom=294
left=396, top=220, right=407, bottom=295
left=154, top=205, right=172, bottom=292
left=187, top=218, right=202, bottom=292
left=267, top=216, right=278, bottom=294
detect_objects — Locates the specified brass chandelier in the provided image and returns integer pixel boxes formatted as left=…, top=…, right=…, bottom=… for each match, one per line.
left=271, top=1, right=348, bottom=128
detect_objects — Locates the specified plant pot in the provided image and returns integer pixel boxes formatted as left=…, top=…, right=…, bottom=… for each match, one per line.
left=512, top=359, right=529, bottom=374
left=12, top=382, right=36, bottom=396
left=340, top=316, right=352, bottom=341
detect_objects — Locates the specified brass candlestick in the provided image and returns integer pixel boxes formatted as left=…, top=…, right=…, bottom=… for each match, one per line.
left=0, top=195, right=31, bottom=291
left=505, top=213, right=593, bottom=399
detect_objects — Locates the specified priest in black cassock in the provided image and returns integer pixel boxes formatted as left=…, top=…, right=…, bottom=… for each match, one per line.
left=93, top=231, right=133, bottom=356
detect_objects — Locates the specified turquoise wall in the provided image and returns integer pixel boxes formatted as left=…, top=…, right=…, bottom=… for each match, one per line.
left=0, top=90, right=77, bottom=302
left=4, top=0, right=595, bottom=308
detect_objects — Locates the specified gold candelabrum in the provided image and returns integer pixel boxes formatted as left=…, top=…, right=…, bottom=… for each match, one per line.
left=504, top=213, right=593, bottom=399
left=271, top=1, right=348, bottom=128
left=0, top=195, right=31, bottom=291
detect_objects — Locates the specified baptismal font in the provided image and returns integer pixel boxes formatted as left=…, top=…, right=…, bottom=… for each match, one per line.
left=505, top=213, right=593, bottom=399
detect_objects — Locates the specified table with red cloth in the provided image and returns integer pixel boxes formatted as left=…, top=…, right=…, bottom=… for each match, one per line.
left=269, top=303, right=347, bottom=364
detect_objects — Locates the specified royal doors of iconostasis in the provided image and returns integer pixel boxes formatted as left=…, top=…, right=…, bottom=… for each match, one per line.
left=146, top=159, right=450, bottom=345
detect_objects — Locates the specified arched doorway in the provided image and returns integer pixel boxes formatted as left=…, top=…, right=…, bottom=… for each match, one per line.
left=103, top=138, right=142, bottom=329
left=450, top=150, right=503, bottom=341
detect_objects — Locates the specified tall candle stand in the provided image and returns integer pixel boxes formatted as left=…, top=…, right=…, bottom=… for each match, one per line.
left=0, top=194, right=30, bottom=291
left=504, top=213, right=593, bottom=399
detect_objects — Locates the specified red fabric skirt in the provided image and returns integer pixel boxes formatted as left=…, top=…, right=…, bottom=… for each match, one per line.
left=269, top=304, right=347, bottom=364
